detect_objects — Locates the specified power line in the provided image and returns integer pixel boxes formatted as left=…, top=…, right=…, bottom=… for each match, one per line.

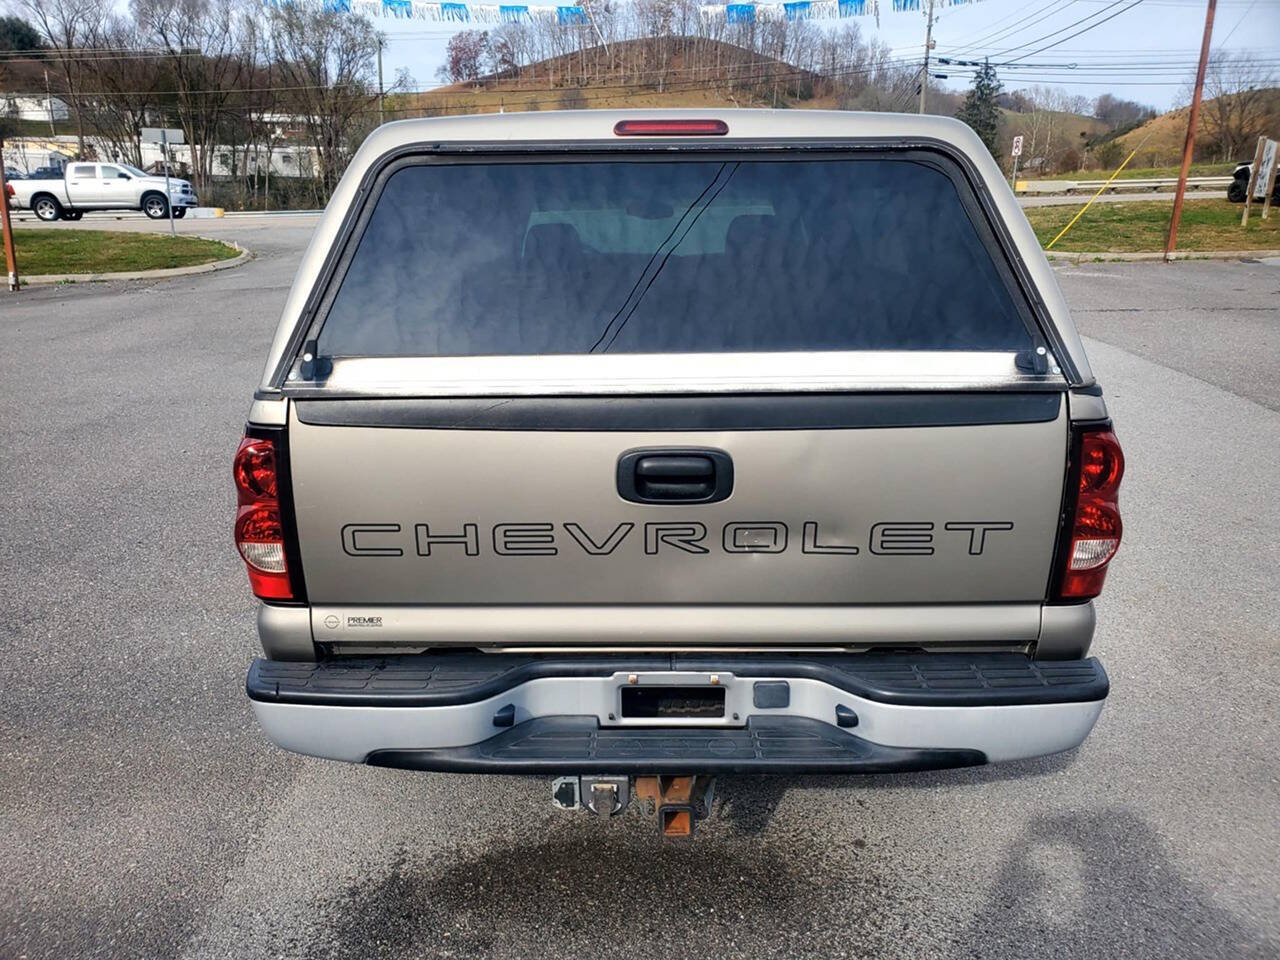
left=947, top=0, right=1080, bottom=56
left=994, top=0, right=1150, bottom=64
left=1216, top=0, right=1259, bottom=45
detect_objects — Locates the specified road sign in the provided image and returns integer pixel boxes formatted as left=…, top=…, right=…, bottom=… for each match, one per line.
left=140, top=127, right=184, bottom=145
left=1253, top=138, right=1277, bottom=199
left=1011, top=136, right=1023, bottom=158
left=141, top=127, right=182, bottom=236
left=1241, top=136, right=1277, bottom=226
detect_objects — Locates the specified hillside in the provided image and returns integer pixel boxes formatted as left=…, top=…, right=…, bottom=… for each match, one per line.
left=398, top=37, right=856, bottom=116
left=1116, top=88, right=1280, bottom=166
left=395, top=36, right=1109, bottom=162
left=400, top=38, right=839, bottom=115
left=999, top=108, right=1110, bottom=175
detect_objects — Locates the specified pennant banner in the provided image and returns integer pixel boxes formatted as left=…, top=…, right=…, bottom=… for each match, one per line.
left=326, top=0, right=977, bottom=22
left=701, top=0, right=978, bottom=22
left=346, top=0, right=592, bottom=22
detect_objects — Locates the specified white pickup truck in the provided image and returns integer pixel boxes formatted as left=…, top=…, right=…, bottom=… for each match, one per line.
left=6, top=161, right=198, bottom=221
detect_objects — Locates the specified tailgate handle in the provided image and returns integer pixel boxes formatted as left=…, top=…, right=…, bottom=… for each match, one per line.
left=617, top=449, right=733, bottom=504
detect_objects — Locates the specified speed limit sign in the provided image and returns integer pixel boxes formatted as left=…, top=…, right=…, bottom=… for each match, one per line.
left=1011, top=136, right=1024, bottom=158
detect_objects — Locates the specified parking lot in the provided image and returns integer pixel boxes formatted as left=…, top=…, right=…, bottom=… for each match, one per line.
left=2, top=217, right=1277, bottom=959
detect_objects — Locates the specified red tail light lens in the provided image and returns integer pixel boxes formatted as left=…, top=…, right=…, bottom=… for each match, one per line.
left=614, top=119, right=729, bottom=136
left=234, top=435, right=292, bottom=600
left=1058, top=429, right=1125, bottom=600
left=4, top=183, right=13, bottom=197
left=233, top=440, right=278, bottom=499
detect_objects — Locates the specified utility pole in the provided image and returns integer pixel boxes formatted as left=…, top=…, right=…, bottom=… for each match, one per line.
left=1164, top=0, right=1216, bottom=261
left=377, top=38, right=386, bottom=127
left=919, top=0, right=936, bottom=115
left=44, top=68, right=56, bottom=137
left=161, top=128, right=175, bottom=238
left=0, top=140, right=20, bottom=291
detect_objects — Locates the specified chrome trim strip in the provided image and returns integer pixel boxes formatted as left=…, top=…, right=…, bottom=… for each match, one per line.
left=310, top=603, right=1042, bottom=647
left=284, top=351, right=1064, bottom=397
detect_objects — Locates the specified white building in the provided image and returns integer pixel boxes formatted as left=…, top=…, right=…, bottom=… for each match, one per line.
left=2, top=95, right=70, bottom=123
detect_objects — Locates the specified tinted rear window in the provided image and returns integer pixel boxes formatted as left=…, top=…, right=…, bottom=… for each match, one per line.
left=317, top=157, right=1034, bottom=357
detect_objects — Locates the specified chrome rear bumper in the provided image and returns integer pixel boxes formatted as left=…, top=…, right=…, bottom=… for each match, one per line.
left=247, top=653, right=1107, bottom=773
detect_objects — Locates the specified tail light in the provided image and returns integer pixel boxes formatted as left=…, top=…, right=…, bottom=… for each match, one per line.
left=234, top=435, right=294, bottom=600
left=1055, top=428, right=1125, bottom=600
left=4, top=183, right=13, bottom=197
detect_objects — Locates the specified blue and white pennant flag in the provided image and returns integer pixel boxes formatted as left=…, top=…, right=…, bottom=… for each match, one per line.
left=327, top=0, right=979, bottom=23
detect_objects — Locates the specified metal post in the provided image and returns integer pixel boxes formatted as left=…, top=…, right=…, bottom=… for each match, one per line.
left=1164, top=0, right=1216, bottom=261
left=1241, top=135, right=1265, bottom=227
left=1010, top=155, right=1019, bottom=191
left=44, top=68, right=56, bottom=137
left=0, top=141, right=20, bottom=291
left=919, top=0, right=935, bottom=115
left=162, top=129, right=175, bottom=237
left=377, top=39, right=386, bottom=126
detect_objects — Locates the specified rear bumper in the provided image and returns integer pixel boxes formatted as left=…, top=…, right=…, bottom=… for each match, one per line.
left=247, top=653, right=1107, bottom=775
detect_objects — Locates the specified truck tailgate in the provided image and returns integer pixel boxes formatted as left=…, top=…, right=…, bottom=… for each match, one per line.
left=287, top=393, right=1066, bottom=643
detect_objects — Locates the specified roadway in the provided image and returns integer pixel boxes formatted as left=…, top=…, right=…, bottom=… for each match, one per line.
left=1, top=216, right=1277, bottom=960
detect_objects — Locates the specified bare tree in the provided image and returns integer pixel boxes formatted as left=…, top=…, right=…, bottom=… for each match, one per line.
left=1198, top=52, right=1278, bottom=162
left=16, top=0, right=103, bottom=154
left=130, top=0, right=249, bottom=189
left=267, top=2, right=381, bottom=200
left=1093, top=93, right=1155, bottom=133
left=438, top=29, right=490, bottom=84
left=78, top=13, right=165, bottom=166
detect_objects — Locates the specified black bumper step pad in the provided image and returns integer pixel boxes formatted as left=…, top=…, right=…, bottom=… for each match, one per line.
left=366, top=716, right=986, bottom=775
left=248, top=651, right=1107, bottom=709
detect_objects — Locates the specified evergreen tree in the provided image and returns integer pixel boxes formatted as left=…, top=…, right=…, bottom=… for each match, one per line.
left=0, top=15, right=45, bottom=53
left=956, top=59, right=1003, bottom=156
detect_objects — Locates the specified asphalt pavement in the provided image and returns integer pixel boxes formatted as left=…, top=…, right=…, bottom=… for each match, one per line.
left=1, top=217, right=1277, bottom=960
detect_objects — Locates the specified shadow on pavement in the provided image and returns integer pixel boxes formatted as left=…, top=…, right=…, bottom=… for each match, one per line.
left=717, top=750, right=1080, bottom=834
left=314, top=831, right=855, bottom=960
left=953, top=809, right=1270, bottom=958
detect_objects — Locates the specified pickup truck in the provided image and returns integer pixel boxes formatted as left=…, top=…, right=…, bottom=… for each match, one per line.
left=237, top=110, right=1123, bottom=836
left=6, top=161, right=197, bottom=221
left=1228, top=158, right=1280, bottom=204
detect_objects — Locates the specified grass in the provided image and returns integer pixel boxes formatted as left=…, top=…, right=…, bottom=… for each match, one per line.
left=1023, top=198, right=1280, bottom=253
left=10, top=228, right=238, bottom=276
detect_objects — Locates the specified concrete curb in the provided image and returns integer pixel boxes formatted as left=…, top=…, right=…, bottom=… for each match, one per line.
left=1046, top=248, right=1280, bottom=264
left=21, top=238, right=251, bottom=285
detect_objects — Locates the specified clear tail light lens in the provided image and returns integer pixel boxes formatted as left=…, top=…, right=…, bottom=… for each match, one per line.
left=1058, top=429, right=1125, bottom=600
left=234, top=435, right=293, bottom=600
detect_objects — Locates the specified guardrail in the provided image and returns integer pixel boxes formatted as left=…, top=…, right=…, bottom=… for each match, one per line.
left=1018, top=176, right=1233, bottom=194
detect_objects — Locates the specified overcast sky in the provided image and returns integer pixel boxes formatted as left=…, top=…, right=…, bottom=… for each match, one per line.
left=374, top=0, right=1280, bottom=111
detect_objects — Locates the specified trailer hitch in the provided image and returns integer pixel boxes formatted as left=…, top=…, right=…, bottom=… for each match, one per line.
left=551, top=775, right=718, bottom=836
left=634, top=776, right=717, bottom=837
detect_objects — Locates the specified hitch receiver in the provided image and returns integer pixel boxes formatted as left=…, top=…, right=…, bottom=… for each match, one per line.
left=634, top=776, right=717, bottom=837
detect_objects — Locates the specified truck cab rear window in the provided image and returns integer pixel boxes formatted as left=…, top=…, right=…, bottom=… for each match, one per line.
left=316, top=157, right=1034, bottom=357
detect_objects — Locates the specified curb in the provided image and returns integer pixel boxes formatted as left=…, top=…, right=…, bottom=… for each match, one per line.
left=20, top=239, right=251, bottom=285
left=1046, top=248, right=1280, bottom=264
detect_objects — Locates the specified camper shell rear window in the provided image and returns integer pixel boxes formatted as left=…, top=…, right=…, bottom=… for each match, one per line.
left=311, top=151, right=1039, bottom=359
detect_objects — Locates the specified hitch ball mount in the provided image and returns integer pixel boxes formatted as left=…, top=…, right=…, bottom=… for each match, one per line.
left=552, top=775, right=716, bottom=837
